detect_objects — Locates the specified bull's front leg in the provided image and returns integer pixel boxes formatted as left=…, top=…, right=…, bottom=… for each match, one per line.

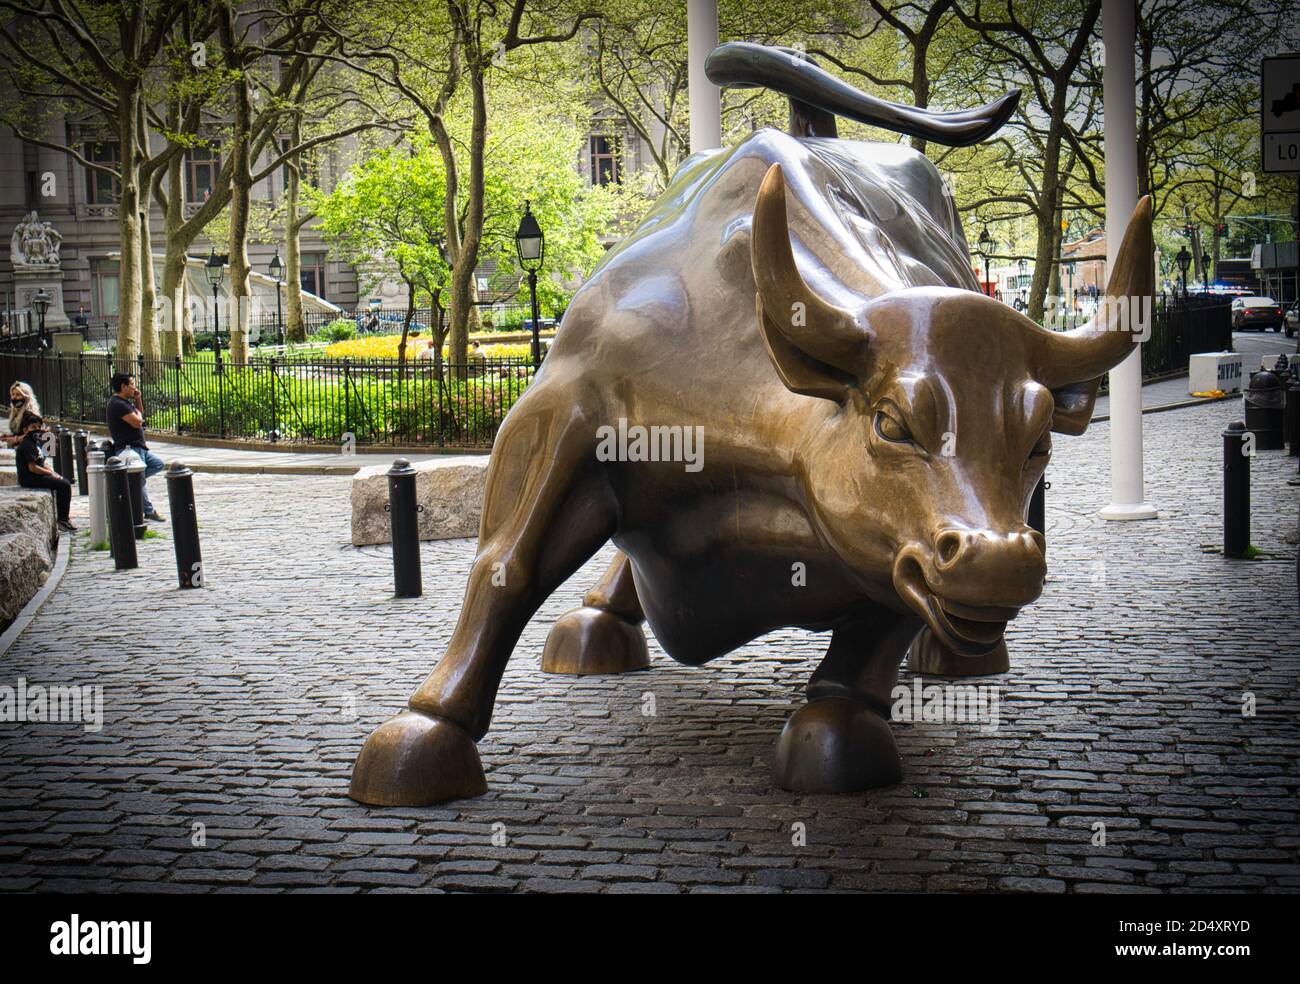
left=540, top=550, right=650, bottom=675
left=349, top=392, right=615, bottom=806
left=772, top=613, right=922, bottom=793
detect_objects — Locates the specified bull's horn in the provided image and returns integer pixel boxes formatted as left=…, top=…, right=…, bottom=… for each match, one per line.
left=751, top=163, right=865, bottom=372
left=1040, top=196, right=1154, bottom=387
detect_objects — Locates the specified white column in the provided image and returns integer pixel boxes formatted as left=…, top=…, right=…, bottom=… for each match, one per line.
left=687, top=0, right=721, bottom=153
left=1099, top=0, right=1157, bottom=521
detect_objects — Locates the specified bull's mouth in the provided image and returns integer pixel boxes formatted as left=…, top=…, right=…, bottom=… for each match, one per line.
left=920, top=595, right=1016, bottom=656
left=892, top=552, right=1018, bottom=657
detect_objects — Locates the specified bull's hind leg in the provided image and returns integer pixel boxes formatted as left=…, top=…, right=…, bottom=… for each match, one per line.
left=541, top=551, right=650, bottom=675
left=773, top=613, right=921, bottom=793
left=349, top=388, right=614, bottom=806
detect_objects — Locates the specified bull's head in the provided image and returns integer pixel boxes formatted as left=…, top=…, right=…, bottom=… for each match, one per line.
left=751, top=163, right=1153, bottom=656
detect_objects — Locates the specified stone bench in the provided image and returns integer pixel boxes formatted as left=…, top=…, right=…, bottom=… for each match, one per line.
left=0, top=485, right=58, bottom=626
left=350, top=457, right=488, bottom=546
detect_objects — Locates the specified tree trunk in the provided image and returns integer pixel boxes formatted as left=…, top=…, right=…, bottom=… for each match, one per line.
left=398, top=276, right=415, bottom=373
left=139, top=200, right=160, bottom=362
left=116, top=89, right=142, bottom=358
left=159, top=151, right=186, bottom=360
left=223, top=7, right=252, bottom=364
left=285, top=117, right=306, bottom=343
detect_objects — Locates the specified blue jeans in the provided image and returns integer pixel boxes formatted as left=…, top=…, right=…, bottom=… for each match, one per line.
left=118, top=445, right=165, bottom=513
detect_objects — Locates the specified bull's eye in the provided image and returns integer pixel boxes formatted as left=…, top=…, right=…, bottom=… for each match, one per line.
left=1028, top=432, right=1051, bottom=459
left=874, top=410, right=913, bottom=444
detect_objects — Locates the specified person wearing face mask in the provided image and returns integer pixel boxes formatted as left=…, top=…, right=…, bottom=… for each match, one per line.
left=6, top=381, right=40, bottom=448
left=13, top=411, right=75, bottom=532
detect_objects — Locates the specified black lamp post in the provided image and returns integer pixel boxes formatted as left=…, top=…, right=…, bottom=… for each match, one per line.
left=1201, top=251, right=1211, bottom=295
left=205, top=249, right=225, bottom=372
left=32, top=288, right=50, bottom=349
left=1175, top=246, right=1191, bottom=300
left=977, top=227, right=993, bottom=296
left=268, top=249, right=284, bottom=345
left=515, top=201, right=545, bottom=369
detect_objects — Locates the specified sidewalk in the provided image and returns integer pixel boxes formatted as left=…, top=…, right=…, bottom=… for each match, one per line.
left=1090, top=372, right=1235, bottom=420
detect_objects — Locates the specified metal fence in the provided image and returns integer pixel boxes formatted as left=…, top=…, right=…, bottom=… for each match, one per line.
left=0, top=350, right=536, bottom=449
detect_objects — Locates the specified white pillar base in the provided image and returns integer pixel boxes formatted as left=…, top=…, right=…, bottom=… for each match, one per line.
left=1099, top=501, right=1158, bottom=521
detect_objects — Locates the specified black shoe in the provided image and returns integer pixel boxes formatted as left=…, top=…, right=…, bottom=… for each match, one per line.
left=145, top=510, right=165, bottom=522
left=58, top=519, right=77, bottom=532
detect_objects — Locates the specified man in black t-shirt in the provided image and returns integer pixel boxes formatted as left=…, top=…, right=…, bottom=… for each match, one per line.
left=14, top=412, right=75, bottom=531
left=106, top=372, right=165, bottom=521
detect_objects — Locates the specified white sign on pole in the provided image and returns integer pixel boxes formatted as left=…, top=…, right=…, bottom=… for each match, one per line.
left=1262, top=54, right=1300, bottom=173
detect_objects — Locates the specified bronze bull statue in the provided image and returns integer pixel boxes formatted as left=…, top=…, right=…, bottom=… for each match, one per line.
left=350, top=44, right=1153, bottom=805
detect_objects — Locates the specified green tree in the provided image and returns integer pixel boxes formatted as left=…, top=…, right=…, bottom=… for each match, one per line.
left=312, top=109, right=617, bottom=369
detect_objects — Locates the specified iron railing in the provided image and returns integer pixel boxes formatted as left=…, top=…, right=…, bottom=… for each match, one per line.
left=0, top=350, right=536, bottom=449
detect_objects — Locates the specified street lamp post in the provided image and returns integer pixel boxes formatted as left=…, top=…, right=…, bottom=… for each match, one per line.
left=205, top=249, right=225, bottom=373
left=268, top=249, right=284, bottom=345
left=32, top=288, right=50, bottom=349
left=1176, top=247, right=1191, bottom=301
left=1017, top=257, right=1028, bottom=309
left=977, top=227, right=993, bottom=297
left=515, top=201, right=545, bottom=369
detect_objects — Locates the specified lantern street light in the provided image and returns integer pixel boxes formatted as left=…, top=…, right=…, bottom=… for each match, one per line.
left=1175, top=246, right=1191, bottom=301
left=977, top=227, right=993, bottom=297
left=1201, top=251, right=1211, bottom=295
left=268, top=249, right=284, bottom=345
left=515, top=201, right=545, bottom=368
left=1017, top=257, right=1028, bottom=310
left=31, top=288, right=50, bottom=349
left=205, top=249, right=226, bottom=373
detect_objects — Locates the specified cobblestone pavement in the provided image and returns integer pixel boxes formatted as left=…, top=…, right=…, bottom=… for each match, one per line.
left=1, top=398, right=1296, bottom=894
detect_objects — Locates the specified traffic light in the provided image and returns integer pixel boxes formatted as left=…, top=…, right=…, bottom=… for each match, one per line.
left=1216, top=221, right=1228, bottom=238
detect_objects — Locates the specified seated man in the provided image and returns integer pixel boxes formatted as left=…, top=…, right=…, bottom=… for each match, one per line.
left=106, top=372, right=165, bottom=521
left=14, top=412, right=76, bottom=532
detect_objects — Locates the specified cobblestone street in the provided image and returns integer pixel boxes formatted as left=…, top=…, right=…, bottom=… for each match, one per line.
left=1, top=399, right=1297, bottom=894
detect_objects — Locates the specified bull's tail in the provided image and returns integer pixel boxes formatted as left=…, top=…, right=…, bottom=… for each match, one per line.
left=704, top=41, right=1018, bottom=147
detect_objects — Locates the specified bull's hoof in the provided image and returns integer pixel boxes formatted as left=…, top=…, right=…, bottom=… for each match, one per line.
left=541, top=606, right=650, bottom=675
left=349, top=709, right=487, bottom=806
left=908, top=628, right=1009, bottom=677
left=772, top=697, right=901, bottom=793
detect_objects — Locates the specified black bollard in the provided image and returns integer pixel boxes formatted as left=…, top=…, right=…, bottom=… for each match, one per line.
left=125, top=458, right=146, bottom=540
left=165, top=463, right=203, bottom=589
left=74, top=430, right=89, bottom=495
left=1286, top=382, right=1300, bottom=457
left=56, top=426, right=74, bottom=484
left=1027, top=476, right=1049, bottom=551
left=388, top=458, right=422, bottom=598
left=103, top=456, right=138, bottom=571
left=1223, top=421, right=1250, bottom=559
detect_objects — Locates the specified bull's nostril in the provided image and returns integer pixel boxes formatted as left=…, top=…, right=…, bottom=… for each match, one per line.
left=935, top=530, right=963, bottom=566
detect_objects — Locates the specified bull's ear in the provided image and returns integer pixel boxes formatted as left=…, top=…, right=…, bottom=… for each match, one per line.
left=1050, top=378, right=1100, bottom=435
left=755, top=295, right=855, bottom=402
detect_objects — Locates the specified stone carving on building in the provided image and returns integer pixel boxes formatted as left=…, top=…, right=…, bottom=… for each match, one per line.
left=10, top=212, right=63, bottom=269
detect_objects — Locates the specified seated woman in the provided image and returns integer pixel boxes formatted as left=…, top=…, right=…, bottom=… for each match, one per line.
left=5, top=381, right=40, bottom=448
left=13, top=411, right=75, bottom=532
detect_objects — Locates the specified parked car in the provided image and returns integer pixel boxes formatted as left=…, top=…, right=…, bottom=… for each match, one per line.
left=1285, top=301, right=1298, bottom=338
left=1231, top=295, right=1285, bottom=331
